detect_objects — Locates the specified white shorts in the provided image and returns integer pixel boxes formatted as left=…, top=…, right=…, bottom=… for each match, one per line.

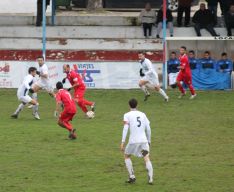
left=34, top=79, right=53, bottom=92
left=125, top=143, right=150, bottom=157
left=141, top=75, right=159, bottom=86
left=168, top=72, right=179, bottom=85
left=17, top=95, right=32, bottom=104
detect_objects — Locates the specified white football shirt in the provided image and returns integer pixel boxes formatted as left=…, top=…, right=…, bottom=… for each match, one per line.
left=39, top=63, right=50, bottom=84
left=140, top=58, right=158, bottom=78
left=122, top=110, right=151, bottom=144
left=17, top=74, right=34, bottom=97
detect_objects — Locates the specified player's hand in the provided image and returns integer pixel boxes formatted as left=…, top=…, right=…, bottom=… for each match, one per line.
left=67, top=88, right=71, bottom=92
left=140, top=69, right=145, bottom=77
left=120, top=143, right=125, bottom=151
left=29, top=88, right=34, bottom=93
left=62, top=78, right=66, bottom=84
left=36, top=71, right=40, bottom=76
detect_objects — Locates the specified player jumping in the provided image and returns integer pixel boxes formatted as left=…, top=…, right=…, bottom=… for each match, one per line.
left=138, top=51, right=169, bottom=102
left=62, top=64, right=95, bottom=117
left=120, top=98, right=153, bottom=185
left=54, top=82, right=77, bottom=140
left=11, top=67, right=40, bottom=119
left=177, top=46, right=197, bottom=99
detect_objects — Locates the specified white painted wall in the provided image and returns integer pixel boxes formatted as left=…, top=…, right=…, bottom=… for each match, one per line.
left=0, top=0, right=51, bottom=14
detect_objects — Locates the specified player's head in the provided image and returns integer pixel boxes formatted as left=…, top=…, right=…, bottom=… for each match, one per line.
left=180, top=46, right=187, bottom=55
left=28, top=67, right=37, bottom=77
left=138, top=51, right=145, bottom=61
left=170, top=51, right=176, bottom=59
left=129, top=98, right=138, bottom=109
left=145, top=2, right=151, bottom=11
left=200, top=3, right=206, bottom=11
left=37, top=56, right=44, bottom=66
left=204, top=51, right=210, bottom=59
left=63, top=64, right=70, bottom=73
left=56, top=81, right=63, bottom=90
left=189, top=50, right=195, bottom=58
left=221, top=52, right=227, bottom=59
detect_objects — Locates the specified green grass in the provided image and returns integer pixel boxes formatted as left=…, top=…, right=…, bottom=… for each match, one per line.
left=0, top=89, right=233, bottom=192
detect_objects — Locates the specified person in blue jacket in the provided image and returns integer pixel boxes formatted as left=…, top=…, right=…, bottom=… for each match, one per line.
left=188, top=50, right=200, bottom=70
left=216, top=52, right=233, bottom=74
left=200, top=51, right=216, bottom=69
left=167, top=52, right=180, bottom=88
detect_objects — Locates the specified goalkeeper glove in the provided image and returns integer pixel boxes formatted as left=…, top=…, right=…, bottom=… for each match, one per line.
left=62, top=78, right=66, bottom=84
left=140, top=68, right=145, bottom=77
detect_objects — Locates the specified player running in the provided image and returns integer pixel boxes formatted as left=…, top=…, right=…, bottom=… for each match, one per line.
left=62, top=64, right=95, bottom=117
left=54, top=82, right=77, bottom=140
left=176, top=46, right=197, bottom=99
left=120, top=98, right=153, bottom=185
left=138, top=51, right=169, bottom=102
left=28, top=56, right=54, bottom=119
left=11, top=67, right=40, bottom=119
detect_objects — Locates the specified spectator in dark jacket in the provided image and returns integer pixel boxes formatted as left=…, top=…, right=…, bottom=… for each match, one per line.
left=36, top=0, right=51, bottom=26
left=222, top=0, right=234, bottom=15
left=156, top=6, right=174, bottom=38
left=192, top=3, right=218, bottom=36
left=205, top=0, right=218, bottom=25
left=224, top=4, right=234, bottom=36
left=177, top=0, right=193, bottom=27
left=139, top=3, right=156, bottom=38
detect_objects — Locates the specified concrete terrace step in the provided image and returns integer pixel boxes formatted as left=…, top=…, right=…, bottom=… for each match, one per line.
left=0, top=38, right=162, bottom=50
left=0, top=26, right=228, bottom=39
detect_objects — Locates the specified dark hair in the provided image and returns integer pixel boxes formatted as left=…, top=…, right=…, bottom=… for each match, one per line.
left=138, top=51, right=145, bottom=55
left=37, top=55, right=44, bottom=60
left=180, top=46, right=187, bottom=50
left=204, top=51, right=210, bottom=55
left=171, top=51, right=176, bottom=55
left=189, top=50, right=195, bottom=54
left=129, top=98, right=138, bottom=108
left=28, top=67, right=37, bottom=74
left=221, top=52, right=227, bottom=57
left=56, top=82, right=63, bottom=90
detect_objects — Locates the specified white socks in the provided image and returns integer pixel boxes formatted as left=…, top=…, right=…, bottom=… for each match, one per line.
left=140, top=85, right=150, bottom=96
left=125, top=159, right=135, bottom=179
left=145, top=160, right=153, bottom=182
left=159, top=88, right=168, bottom=99
left=33, top=103, right=39, bottom=114
left=14, top=103, right=25, bottom=114
left=32, top=93, right=37, bottom=100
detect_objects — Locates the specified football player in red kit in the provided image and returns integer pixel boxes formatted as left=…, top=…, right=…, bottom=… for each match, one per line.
left=176, top=46, right=197, bottom=99
left=55, top=82, right=77, bottom=139
left=62, top=64, right=95, bottom=117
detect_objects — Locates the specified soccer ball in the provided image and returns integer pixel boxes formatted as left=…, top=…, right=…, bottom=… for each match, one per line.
left=86, top=111, right=95, bottom=119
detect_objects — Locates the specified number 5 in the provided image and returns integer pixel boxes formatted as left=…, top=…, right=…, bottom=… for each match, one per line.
left=137, top=117, right=141, bottom=127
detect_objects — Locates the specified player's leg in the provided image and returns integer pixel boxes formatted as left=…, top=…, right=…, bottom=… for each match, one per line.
left=80, top=89, right=95, bottom=111
left=58, top=112, right=76, bottom=139
left=74, top=91, right=88, bottom=114
left=139, top=79, right=150, bottom=101
left=176, top=73, right=186, bottom=98
left=11, top=102, right=26, bottom=118
left=124, top=154, right=136, bottom=183
left=152, top=76, right=169, bottom=101
left=184, top=76, right=196, bottom=99
left=144, top=154, right=153, bottom=185
left=30, top=98, right=40, bottom=120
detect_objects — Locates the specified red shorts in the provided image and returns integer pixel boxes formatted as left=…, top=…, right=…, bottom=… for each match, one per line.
left=177, top=72, right=192, bottom=85
left=74, top=88, right=86, bottom=100
left=59, top=111, right=76, bottom=122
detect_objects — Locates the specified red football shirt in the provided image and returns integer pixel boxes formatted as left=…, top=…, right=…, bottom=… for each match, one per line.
left=56, top=89, right=76, bottom=113
left=179, top=54, right=191, bottom=75
left=67, top=70, right=86, bottom=90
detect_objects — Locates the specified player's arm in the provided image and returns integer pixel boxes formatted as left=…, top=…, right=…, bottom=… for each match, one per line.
left=24, top=76, right=34, bottom=93
left=120, top=120, right=129, bottom=151
left=67, top=73, right=80, bottom=91
left=54, top=93, right=62, bottom=117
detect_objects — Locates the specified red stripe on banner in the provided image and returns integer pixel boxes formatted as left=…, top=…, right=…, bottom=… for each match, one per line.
left=0, top=50, right=163, bottom=62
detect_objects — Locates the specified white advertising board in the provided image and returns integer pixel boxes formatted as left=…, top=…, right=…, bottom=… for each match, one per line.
left=0, top=61, right=161, bottom=89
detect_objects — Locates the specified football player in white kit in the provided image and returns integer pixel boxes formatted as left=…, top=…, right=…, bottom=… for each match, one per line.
left=138, top=52, right=169, bottom=102
left=28, top=56, right=54, bottom=118
left=120, top=98, right=153, bottom=184
left=11, top=67, right=40, bottom=119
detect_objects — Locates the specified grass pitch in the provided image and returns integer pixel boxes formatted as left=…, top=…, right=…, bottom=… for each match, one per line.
left=0, top=89, right=233, bottom=192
